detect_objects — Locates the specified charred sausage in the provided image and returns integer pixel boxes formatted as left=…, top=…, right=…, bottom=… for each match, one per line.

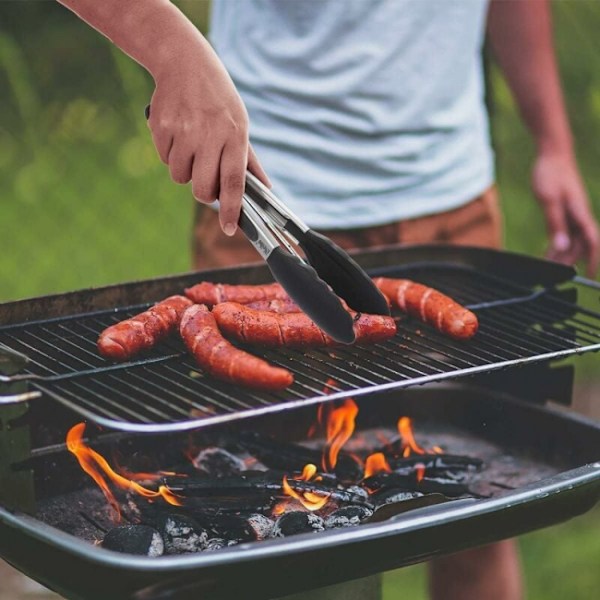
left=212, top=303, right=397, bottom=347
left=184, top=281, right=287, bottom=305
left=98, top=295, right=193, bottom=360
left=180, top=304, right=294, bottom=390
left=373, top=277, right=478, bottom=340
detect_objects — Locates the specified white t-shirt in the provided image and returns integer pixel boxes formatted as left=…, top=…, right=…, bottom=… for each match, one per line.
left=210, top=0, right=494, bottom=229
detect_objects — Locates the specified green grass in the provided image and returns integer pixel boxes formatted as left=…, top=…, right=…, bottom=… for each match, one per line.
left=0, top=2, right=599, bottom=598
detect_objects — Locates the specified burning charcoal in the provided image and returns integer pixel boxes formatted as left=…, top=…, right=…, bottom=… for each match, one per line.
left=371, top=488, right=423, bottom=507
left=207, top=514, right=268, bottom=542
left=102, top=525, right=164, bottom=557
left=192, top=447, right=246, bottom=477
left=363, top=472, right=471, bottom=497
left=238, top=431, right=362, bottom=481
left=246, top=513, right=275, bottom=540
left=205, top=538, right=239, bottom=551
left=324, top=506, right=373, bottom=529
left=272, top=511, right=325, bottom=537
left=346, top=485, right=369, bottom=500
left=155, top=514, right=209, bottom=554
left=389, top=454, right=483, bottom=476
left=162, top=471, right=372, bottom=509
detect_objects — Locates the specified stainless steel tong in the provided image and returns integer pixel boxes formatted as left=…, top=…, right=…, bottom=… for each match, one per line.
left=144, top=104, right=388, bottom=343
left=239, top=173, right=390, bottom=343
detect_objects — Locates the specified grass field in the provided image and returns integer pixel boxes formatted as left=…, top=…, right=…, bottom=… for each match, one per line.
left=1, top=1, right=599, bottom=598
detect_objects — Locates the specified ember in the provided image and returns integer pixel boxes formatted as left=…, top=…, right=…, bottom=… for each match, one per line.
left=65, top=399, right=484, bottom=555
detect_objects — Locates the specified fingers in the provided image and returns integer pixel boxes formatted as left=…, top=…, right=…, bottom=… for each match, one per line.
left=566, top=200, right=600, bottom=277
left=542, top=194, right=571, bottom=260
left=218, top=141, right=248, bottom=236
left=167, top=140, right=194, bottom=184
left=191, top=149, right=220, bottom=205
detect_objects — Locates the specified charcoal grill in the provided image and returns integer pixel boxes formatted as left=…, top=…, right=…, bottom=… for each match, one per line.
left=1, top=245, right=599, bottom=600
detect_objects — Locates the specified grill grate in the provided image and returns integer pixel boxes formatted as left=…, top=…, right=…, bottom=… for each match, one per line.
left=2, top=264, right=600, bottom=432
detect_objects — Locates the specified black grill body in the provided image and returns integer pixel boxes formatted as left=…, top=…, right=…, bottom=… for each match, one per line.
left=0, top=245, right=599, bottom=599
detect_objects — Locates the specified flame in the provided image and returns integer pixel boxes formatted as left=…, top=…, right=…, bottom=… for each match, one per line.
left=415, top=462, right=426, bottom=483
left=363, top=452, right=392, bottom=478
left=321, top=399, right=359, bottom=472
left=397, top=417, right=427, bottom=456
left=277, top=463, right=331, bottom=513
left=67, top=423, right=182, bottom=521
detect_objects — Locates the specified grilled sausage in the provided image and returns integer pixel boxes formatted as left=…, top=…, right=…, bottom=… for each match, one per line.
left=98, top=295, right=193, bottom=360
left=212, top=303, right=397, bottom=347
left=184, top=281, right=287, bottom=306
left=246, top=298, right=301, bottom=313
left=180, top=304, right=294, bottom=390
left=373, top=277, right=478, bottom=340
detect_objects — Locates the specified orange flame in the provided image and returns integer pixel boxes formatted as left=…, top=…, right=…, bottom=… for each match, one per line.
left=66, top=423, right=182, bottom=521
left=277, top=463, right=331, bottom=513
left=321, top=399, right=359, bottom=472
left=415, top=462, right=426, bottom=483
left=397, top=417, right=427, bottom=456
left=363, top=452, right=392, bottom=479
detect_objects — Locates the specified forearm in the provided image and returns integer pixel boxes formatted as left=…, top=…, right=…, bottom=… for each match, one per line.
left=487, top=0, right=574, bottom=157
left=56, top=0, right=213, bottom=80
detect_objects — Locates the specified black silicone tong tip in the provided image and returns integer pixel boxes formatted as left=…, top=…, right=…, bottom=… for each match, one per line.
left=298, top=230, right=391, bottom=316
left=267, top=248, right=356, bottom=344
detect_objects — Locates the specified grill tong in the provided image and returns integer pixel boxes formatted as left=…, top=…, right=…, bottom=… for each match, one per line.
left=239, top=172, right=390, bottom=343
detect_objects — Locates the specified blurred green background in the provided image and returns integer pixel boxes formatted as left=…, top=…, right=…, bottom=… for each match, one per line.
left=0, top=1, right=598, bottom=598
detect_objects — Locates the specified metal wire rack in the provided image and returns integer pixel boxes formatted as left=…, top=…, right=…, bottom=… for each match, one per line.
left=1, top=264, right=600, bottom=432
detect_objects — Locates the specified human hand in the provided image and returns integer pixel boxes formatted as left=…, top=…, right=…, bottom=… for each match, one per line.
left=531, top=152, right=600, bottom=277
left=147, top=48, right=270, bottom=236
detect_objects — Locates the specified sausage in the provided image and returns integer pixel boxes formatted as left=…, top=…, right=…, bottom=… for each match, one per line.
left=184, top=281, right=287, bottom=306
left=246, top=298, right=301, bottom=313
left=373, top=277, right=478, bottom=340
left=180, top=304, right=294, bottom=391
left=212, top=303, right=397, bottom=347
left=98, top=295, right=193, bottom=360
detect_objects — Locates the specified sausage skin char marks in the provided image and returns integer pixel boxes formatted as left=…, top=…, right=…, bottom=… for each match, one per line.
left=180, top=304, right=294, bottom=391
left=185, top=282, right=287, bottom=306
left=373, top=277, right=478, bottom=340
left=212, top=303, right=397, bottom=348
left=97, top=295, right=193, bottom=360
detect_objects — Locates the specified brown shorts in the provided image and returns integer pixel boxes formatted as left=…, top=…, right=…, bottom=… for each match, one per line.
left=192, top=186, right=503, bottom=269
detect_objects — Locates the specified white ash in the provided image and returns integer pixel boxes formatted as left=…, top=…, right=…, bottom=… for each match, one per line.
left=345, top=485, right=369, bottom=500
left=272, top=511, right=325, bottom=537
left=205, top=538, right=239, bottom=551
left=246, top=513, right=275, bottom=540
left=192, top=447, right=246, bottom=477
left=157, top=515, right=209, bottom=554
left=324, top=506, right=373, bottom=529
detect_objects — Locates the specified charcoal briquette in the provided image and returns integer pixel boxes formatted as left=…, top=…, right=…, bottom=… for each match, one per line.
left=155, top=514, right=209, bottom=554
left=192, top=447, right=246, bottom=477
left=205, top=538, right=239, bottom=551
left=102, top=525, right=164, bottom=557
left=272, top=511, right=325, bottom=537
left=246, top=513, right=275, bottom=540
left=324, top=505, right=373, bottom=529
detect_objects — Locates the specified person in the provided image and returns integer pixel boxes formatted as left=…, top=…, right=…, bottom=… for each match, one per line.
left=55, top=1, right=600, bottom=599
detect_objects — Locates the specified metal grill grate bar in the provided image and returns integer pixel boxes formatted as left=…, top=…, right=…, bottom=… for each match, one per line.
left=3, top=264, right=600, bottom=432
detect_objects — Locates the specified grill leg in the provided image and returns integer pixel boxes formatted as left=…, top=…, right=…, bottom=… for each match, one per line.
left=274, top=574, right=381, bottom=600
